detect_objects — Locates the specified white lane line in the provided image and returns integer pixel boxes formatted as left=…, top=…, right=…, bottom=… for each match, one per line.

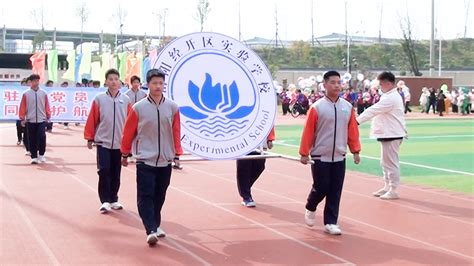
left=274, top=142, right=474, bottom=176
left=187, top=165, right=474, bottom=261
left=0, top=181, right=60, bottom=265
left=171, top=185, right=354, bottom=265
left=66, top=156, right=213, bottom=266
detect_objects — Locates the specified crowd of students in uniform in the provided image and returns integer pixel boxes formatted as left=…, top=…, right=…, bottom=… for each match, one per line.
left=16, top=69, right=407, bottom=245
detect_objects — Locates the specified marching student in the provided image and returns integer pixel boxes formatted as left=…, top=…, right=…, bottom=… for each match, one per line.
left=19, top=74, right=51, bottom=164
left=121, top=69, right=182, bottom=246
left=236, top=128, right=275, bottom=207
left=124, top=75, right=148, bottom=163
left=299, top=70, right=361, bottom=235
left=357, top=71, right=407, bottom=200
left=84, top=69, right=132, bottom=214
left=125, top=76, right=147, bottom=105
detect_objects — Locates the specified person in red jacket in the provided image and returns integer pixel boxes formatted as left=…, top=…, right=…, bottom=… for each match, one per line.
left=121, top=69, right=182, bottom=246
left=299, top=71, right=361, bottom=235
left=84, top=69, right=132, bottom=214
left=19, top=74, right=51, bottom=164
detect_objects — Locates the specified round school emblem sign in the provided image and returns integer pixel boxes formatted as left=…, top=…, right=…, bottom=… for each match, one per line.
left=153, top=32, right=276, bottom=160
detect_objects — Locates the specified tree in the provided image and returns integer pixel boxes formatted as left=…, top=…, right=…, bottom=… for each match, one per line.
left=103, top=33, right=116, bottom=52
left=33, top=30, right=47, bottom=51
left=112, top=4, right=128, bottom=51
left=195, top=0, right=211, bottom=32
left=75, top=2, right=90, bottom=51
left=30, top=3, right=48, bottom=30
left=399, top=14, right=422, bottom=76
left=289, top=41, right=311, bottom=67
left=152, top=8, right=168, bottom=37
left=30, top=3, right=48, bottom=51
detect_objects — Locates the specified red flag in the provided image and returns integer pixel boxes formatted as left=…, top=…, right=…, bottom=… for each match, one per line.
left=30, top=50, right=46, bottom=83
left=125, top=52, right=141, bottom=85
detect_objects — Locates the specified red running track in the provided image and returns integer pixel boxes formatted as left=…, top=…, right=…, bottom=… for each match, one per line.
left=1, top=124, right=473, bottom=265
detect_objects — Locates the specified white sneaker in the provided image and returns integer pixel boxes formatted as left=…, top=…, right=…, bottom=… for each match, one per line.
left=64, top=125, right=70, bottom=130
left=99, top=202, right=111, bottom=214
left=30, top=158, right=39, bottom=164
left=372, top=188, right=388, bottom=197
left=324, top=224, right=342, bottom=235
left=25, top=151, right=31, bottom=156
left=110, top=202, right=123, bottom=210
left=147, top=232, right=159, bottom=246
left=241, top=199, right=256, bottom=207
left=156, top=227, right=166, bottom=237
left=380, top=190, right=399, bottom=200
left=38, top=155, right=46, bottom=163
left=304, top=209, right=316, bottom=227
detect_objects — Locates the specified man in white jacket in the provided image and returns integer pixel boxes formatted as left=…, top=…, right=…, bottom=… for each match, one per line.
left=357, top=72, right=407, bottom=200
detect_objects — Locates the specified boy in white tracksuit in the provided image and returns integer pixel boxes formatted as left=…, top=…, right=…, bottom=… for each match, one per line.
left=19, top=74, right=51, bottom=164
left=121, top=69, right=182, bottom=246
left=84, top=69, right=132, bottom=213
left=357, top=72, right=407, bottom=200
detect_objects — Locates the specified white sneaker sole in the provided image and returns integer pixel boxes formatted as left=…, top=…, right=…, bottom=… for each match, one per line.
left=305, top=219, right=315, bottom=227
left=372, top=191, right=388, bottom=197
left=111, top=206, right=123, bottom=210
left=380, top=195, right=399, bottom=200
left=324, top=229, right=342, bottom=235
left=147, top=235, right=159, bottom=246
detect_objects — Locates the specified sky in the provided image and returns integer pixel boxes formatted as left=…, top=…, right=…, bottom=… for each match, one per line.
left=0, top=0, right=473, bottom=41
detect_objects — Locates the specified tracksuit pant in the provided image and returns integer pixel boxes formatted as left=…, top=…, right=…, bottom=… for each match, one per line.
left=136, top=163, right=172, bottom=235
left=96, top=146, right=122, bottom=204
left=16, top=120, right=29, bottom=151
left=236, top=151, right=266, bottom=201
left=306, top=159, right=346, bottom=225
left=380, top=139, right=403, bottom=189
left=26, top=122, right=46, bottom=159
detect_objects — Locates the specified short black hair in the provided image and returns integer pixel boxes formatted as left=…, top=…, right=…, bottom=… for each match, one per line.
left=146, top=69, right=166, bottom=83
left=131, top=75, right=141, bottom=83
left=92, top=80, right=100, bottom=86
left=29, top=74, right=40, bottom=81
left=377, top=71, right=395, bottom=83
left=46, top=80, right=53, bottom=85
left=105, top=68, right=120, bottom=79
left=61, top=81, right=69, bottom=86
left=323, top=71, right=340, bottom=81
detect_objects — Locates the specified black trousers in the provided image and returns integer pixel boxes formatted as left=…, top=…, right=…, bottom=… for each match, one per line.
left=282, top=103, right=290, bottom=115
left=427, top=101, right=437, bottom=114
left=96, top=146, right=122, bottom=204
left=236, top=151, right=266, bottom=201
left=26, top=122, right=46, bottom=159
left=136, top=163, right=172, bottom=235
left=46, top=122, right=53, bottom=131
left=306, top=160, right=346, bottom=225
left=16, top=120, right=29, bottom=151
left=404, top=101, right=412, bottom=113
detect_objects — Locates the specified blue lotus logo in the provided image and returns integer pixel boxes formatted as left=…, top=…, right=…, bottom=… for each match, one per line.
left=180, top=73, right=255, bottom=138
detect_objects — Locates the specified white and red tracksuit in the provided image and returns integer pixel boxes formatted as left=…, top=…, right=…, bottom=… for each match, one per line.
left=84, top=90, right=132, bottom=204
left=121, top=95, right=182, bottom=235
left=300, top=96, right=361, bottom=225
left=19, top=88, right=51, bottom=159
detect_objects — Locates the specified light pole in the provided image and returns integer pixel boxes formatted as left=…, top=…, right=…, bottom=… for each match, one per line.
left=120, top=23, right=124, bottom=51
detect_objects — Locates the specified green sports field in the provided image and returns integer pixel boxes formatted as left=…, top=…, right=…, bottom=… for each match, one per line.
left=273, top=119, right=474, bottom=194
